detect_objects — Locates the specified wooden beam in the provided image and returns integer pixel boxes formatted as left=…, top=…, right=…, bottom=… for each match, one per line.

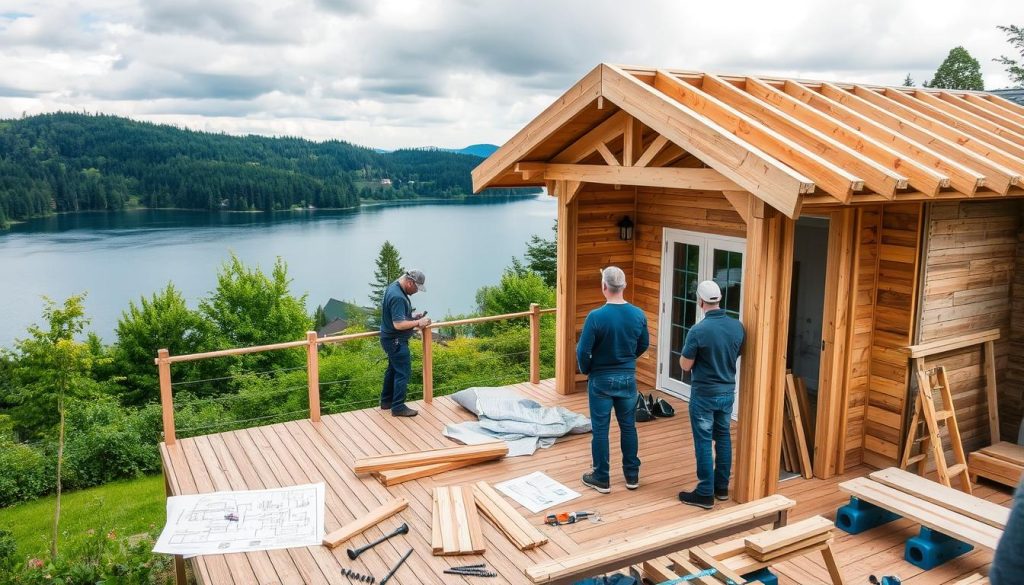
left=743, top=516, right=834, bottom=555
left=599, top=64, right=811, bottom=218
left=552, top=110, right=630, bottom=164
left=647, top=143, right=688, bottom=168
left=743, top=77, right=948, bottom=196
left=595, top=142, right=620, bottom=166
left=623, top=115, right=643, bottom=166
left=701, top=73, right=901, bottom=198
left=555, top=180, right=579, bottom=394
left=961, top=93, right=1024, bottom=128
left=905, top=328, right=1000, bottom=358
left=634, top=134, right=669, bottom=168
left=986, top=93, right=1024, bottom=118
left=352, top=442, right=508, bottom=474
left=473, top=65, right=602, bottom=191
left=472, top=481, right=548, bottom=551
left=322, top=497, right=409, bottom=548
left=653, top=71, right=859, bottom=201
left=921, top=91, right=1024, bottom=146
left=862, top=87, right=1024, bottom=181
left=517, top=163, right=744, bottom=191
left=722, top=190, right=751, bottom=224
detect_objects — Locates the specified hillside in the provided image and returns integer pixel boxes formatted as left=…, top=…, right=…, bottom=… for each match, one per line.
left=0, top=113, right=526, bottom=225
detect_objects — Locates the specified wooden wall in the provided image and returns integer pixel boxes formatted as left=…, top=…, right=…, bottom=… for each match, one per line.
left=1011, top=203, right=1024, bottom=442
left=860, top=202, right=925, bottom=469
left=918, top=200, right=1021, bottom=451
left=630, top=187, right=746, bottom=389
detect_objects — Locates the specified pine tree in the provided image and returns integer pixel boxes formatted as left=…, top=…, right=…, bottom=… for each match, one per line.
left=924, top=46, right=985, bottom=90
left=995, top=24, right=1024, bottom=88
left=368, top=241, right=405, bottom=317
left=903, top=73, right=914, bottom=87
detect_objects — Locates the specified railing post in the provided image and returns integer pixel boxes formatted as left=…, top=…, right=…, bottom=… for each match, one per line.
left=529, top=303, right=541, bottom=385
left=422, top=326, right=433, bottom=404
left=306, top=331, right=321, bottom=422
left=157, top=349, right=176, bottom=445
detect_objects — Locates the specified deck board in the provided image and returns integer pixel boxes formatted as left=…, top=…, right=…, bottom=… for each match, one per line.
left=161, top=378, right=1010, bottom=585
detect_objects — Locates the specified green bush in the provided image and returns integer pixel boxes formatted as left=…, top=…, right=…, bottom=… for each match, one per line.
left=62, top=399, right=159, bottom=489
left=0, top=444, right=53, bottom=508
left=4, top=527, right=171, bottom=584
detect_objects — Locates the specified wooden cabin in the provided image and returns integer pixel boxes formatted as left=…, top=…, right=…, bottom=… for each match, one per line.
left=472, top=64, right=1024, bottom=503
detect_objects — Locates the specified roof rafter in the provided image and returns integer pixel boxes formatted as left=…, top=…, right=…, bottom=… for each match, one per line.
left=600, top=63, right=811, bottom=217
left=912, top=90, right=1024, bottom=149
left=961, top=94, right=1024, bottom=128
left=743, top=77, right=946, bottom=196
left=700, top=73, right=905, bottom=198
left=985, top=93, right=1024, bottom=118
left=551, top=110, right=629, bottom=164
left=936, top=92, right=1024, bottom=141
left=653, top=70, right=860, bottom=202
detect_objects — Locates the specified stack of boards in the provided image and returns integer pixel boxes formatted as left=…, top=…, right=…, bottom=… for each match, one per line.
left=968, top=441, right=1024, bottom=488
left=780, top=373, right=813, bottom=479
left=352, top=442, right=509, bottom=486
left=351, top=441, right=547, bottom=556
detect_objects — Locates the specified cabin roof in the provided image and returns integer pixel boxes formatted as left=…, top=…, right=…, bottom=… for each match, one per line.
left=473, top=64, right=1024, bottom=217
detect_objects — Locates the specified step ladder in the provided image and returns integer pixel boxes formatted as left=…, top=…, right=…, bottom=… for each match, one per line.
left=900, top=366, right=973, bottom=494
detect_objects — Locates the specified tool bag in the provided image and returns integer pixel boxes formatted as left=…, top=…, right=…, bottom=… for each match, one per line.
left=635, top=393, right=653, bottom=422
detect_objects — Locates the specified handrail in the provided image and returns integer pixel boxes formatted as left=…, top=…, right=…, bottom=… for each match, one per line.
left=155, top=304, right=555, bottom=445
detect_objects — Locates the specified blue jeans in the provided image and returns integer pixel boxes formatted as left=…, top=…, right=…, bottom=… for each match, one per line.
left=588, top=373, right=641, bottom=484
left=688, top=392, right=734, bottom=496
left=380, top=337, right=411, bottom=412
left=991, top=479, right=1024, bottom=585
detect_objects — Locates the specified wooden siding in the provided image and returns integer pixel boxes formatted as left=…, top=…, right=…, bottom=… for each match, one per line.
left=629, top=187, right=746, bottom=388
left=841, top=207, right=882, bottom=470
left=861, top=203, right=924, bottom=469
left=1008, top=203, right=1024, bottom=442
left=919, top=200, right=1021, bottom=453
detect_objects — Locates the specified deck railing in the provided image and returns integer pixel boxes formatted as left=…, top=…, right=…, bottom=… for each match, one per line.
left=155, top=304, right=556, bottom=445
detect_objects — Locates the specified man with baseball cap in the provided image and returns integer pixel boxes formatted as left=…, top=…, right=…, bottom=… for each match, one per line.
left=677, top=279, right=745, bottom=509
left=576, top=266, right=649, bottom=494
left=379, top=269, right=431, bottom=417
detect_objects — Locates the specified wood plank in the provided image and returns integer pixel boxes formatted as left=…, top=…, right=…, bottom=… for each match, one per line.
left=689, top=546, right=748, bottom=584
left=838, top=477, right=1002, bottom=550
left=373, top=458, right=497, bottom=486
left=868, top=468, right=1009, bottom=529
left=353, top=442, right=508, bottom=473
left=324, top=497, right=410, bottom=548
left=907, top=329, right=1001, bottom=358
left=980, top=441, right=1024, bottom=466
left=472, top=481, right=548, bottom=551
left=520, top=163, right=744, bottom=191
left=743, top=515, right=834, bottom=555
left=746, top=530, right=833, bottom=562
left=969, top=451, right=1024, bottom=487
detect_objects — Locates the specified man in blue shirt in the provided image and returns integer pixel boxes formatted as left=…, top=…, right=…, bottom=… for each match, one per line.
left=380, top=270, right=431, bottom=417
left=678, top=280, right=745, bottom=509
left=576, top=266, right=650, bottom=493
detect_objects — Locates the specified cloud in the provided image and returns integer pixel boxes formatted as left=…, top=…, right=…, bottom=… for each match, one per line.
left=0, top=0, right=1021, bottom=149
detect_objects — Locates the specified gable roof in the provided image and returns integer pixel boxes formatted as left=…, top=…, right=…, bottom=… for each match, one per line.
left=473, top=64, right=1024, bottom=217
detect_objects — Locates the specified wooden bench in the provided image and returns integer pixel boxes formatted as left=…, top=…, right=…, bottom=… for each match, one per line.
left=523, top=494, right=795, bottom=584
left=970, top=441, right=1024, bottom=488
left=838, top=468, right=1007, bottom=569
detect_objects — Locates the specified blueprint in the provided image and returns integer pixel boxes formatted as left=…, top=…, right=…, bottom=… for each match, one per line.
left=495, top=472, right=580, bottom=513
left=154, top=483, right=325, bottom=556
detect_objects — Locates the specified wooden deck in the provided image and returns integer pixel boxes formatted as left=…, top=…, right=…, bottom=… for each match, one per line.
left=160, top=379, right=1012, bottom=585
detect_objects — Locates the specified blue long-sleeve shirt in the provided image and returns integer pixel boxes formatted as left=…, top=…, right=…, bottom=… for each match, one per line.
left=576, top=302, right=649, bottom=376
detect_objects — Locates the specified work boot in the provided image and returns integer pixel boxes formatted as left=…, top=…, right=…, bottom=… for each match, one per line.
left=391, top=405, right=418, bottom=417
left=678, top=490, right=714, bottom=510
left=625, top=476, right=640, bottom=490
left=380, top=402, right=391, bottom=410
left=714, top=488, right=730, bottom=501
left=581, top=472, right=611, bottom=494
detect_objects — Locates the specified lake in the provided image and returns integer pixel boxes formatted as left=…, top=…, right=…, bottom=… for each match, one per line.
left=0, top=196, right=557, bottom=348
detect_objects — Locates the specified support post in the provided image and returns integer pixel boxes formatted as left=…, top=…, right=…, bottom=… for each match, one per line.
left=984, top=339, right=1000, bottom=443
left=157, top=348, right=176, bottom=445
left=734, top=209, right=796, bottom=502
left=554, top=180, right=580, bottom=394
left=529, top=303, right=541, bottom=385
left=422, top=326, right=434, bottom=403
left=306, top=331, right=321, bottom=422
left=163, top=470, right=186, bottom=585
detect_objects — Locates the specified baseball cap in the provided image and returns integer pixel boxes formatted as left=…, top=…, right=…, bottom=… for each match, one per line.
left=404, top=269, right=427, bottom=292
left=600, top=266, right=626, bottom=289
left=696, top=280, right=722, bottom=303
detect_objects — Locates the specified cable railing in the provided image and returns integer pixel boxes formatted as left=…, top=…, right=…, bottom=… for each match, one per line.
left=155, top=304, right=556, bottom=445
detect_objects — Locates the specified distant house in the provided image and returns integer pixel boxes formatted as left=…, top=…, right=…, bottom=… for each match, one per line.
left=316, top=298, right=368, bottom=337
left=379, top=178, right=393, bottom=186
left=992, top=88, right=1024, bottom=105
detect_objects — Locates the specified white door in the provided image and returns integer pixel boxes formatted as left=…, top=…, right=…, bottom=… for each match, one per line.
left=656, top=228, right=745, bottom=418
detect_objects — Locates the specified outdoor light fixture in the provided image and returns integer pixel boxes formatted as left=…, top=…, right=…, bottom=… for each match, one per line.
left=617, top=216, right=634, bottom=241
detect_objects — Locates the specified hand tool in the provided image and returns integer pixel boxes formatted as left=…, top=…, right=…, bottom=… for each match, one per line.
left=379, top=547, right=413, bottom=585
left=347, top=523, right=409, bottom=560
left=544, top=510, right=599, bottom=526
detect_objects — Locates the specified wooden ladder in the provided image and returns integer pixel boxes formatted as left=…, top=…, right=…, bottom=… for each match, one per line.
left=900, top=366, right=973, bottom=494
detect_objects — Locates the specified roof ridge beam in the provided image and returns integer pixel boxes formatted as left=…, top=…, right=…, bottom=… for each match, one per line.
left=912, top=90, right=1024, bottom=149
left=961, top=94, right=1024, bottom=128
left=745, top=77, right=946, bottom=196
left=937, top=92, right=1024, bottom=138
left=701, top=73, right=903, bottom=198
left=804, top=83, right=988, bottom=196
left=599, top=63, right=810, bottom=217
left=653, top=70, right=860, bottom=202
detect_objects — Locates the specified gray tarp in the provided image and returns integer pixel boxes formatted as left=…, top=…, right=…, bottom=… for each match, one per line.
left=443, top=387, right=591, bottom=456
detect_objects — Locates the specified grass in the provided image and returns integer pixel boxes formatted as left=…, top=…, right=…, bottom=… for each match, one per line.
left=0, top=474, right=166, bottom=562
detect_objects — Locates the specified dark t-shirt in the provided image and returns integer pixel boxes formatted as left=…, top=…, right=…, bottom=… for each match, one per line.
left=380, top=281, right=413, bottom=340
left=681, top=309, right=745, bottom=395
left=576, top=303, right=650, bottom=376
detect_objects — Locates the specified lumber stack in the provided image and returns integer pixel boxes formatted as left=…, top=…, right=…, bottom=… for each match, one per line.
left=431, top=485, right=486, bottom=556
left=969, top=441, right=1024, bottom=488
left=471, top=480, right=548, bottom=551
left=780, top=373, right=813, bottom=479
left=352, top=442, right=508, bottom=485
left=743, top=516, right=835, bottom=563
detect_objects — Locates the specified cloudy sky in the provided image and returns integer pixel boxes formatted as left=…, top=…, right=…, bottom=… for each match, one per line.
left=1, top=0, right=1021, bottom=150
